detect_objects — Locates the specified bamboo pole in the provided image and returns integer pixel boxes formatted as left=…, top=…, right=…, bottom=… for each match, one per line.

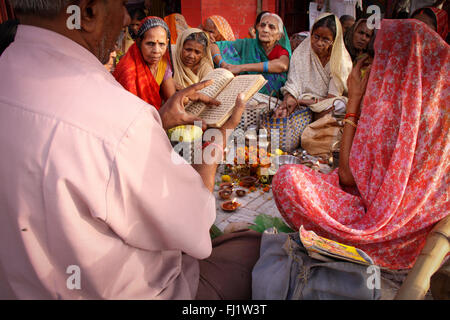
left=395, top=215, right=450, bottom=300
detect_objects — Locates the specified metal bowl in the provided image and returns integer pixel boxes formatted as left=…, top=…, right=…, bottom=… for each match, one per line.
left=273, top=155, right=301, bottom=167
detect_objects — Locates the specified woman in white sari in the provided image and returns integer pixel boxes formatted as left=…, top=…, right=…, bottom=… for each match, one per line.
left=274, top=13, right=352, bottom=119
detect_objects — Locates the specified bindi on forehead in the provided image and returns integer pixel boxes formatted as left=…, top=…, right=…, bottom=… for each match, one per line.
left=261, top=17, right=278, bottom=26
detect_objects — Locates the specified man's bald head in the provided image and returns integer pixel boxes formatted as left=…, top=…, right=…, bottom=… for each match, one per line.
left=9, top=0, right=74, bottom=17
left=10, top=0, right=130, bottom=64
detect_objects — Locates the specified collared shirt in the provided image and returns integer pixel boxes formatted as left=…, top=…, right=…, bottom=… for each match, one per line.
left=0, top=25, right=215, bottom=299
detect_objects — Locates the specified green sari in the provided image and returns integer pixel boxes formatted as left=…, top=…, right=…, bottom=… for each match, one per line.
left=216, top=29, right=292, bottom=96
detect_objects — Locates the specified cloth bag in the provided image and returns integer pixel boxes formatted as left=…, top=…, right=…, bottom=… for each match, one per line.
left=301, top=112, right=343, bottom=158
left=252, top=231, right=381, bottom=300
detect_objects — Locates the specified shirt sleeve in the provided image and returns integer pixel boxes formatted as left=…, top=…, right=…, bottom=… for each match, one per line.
left=105, top=106, right=216, bottom=260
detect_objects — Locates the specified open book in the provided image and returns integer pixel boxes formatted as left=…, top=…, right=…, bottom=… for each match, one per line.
left=299, top=226, right=374, bottom=266
left=185, top=68, right=267, bottom=127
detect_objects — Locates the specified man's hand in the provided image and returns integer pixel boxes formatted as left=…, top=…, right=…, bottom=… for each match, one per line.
left=192, top=94, right=246, bottom=192
left=158, top=80, right=221, bottom=131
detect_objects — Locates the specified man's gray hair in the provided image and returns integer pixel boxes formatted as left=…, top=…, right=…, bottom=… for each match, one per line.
left=9, top=0, right=74, bottom=17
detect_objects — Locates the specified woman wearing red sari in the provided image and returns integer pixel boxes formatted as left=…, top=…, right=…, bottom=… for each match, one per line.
left=272, top=19, right=449, bottom=270
left=113, top=17, right=176, bottom=110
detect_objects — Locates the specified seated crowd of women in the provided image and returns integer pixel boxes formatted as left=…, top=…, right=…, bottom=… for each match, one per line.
left=111, top=7, right=447, bottom=126
left=107, top=8, right=449, bottom=274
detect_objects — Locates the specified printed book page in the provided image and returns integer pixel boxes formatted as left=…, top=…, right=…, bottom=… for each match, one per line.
left=199, top=68, right=234, bottom=97
left=199, top=74, right=267, bottom=126
left=185, top=68, right=234, bottom=116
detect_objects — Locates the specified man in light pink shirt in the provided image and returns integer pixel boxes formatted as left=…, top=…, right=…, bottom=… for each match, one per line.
left=0, top=0, right=261, bottom=299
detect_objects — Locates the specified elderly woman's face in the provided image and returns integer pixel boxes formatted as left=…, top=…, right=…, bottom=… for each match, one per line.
left=257, top=16, right=282, bottom=45
left=181, top=40, right=205, bottom=69
left=353, top=22, right=373, bottom=51
left=311, top=26, right=334, bottom=57
left=202, top=18, right=221, bottom=42
left=139, top=26, right=168, bottom=67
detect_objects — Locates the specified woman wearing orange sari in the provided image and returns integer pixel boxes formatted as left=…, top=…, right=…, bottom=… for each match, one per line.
left=272, top=19, right=449, bottom=270
left=113, top=17, right=176, bottom=110
left=202, top=15, right=235, bottom=42
left=164, top=13, right=190, bottom=45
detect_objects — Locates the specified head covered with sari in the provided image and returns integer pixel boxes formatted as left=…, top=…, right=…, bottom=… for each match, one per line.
left=113, top=16, right=173, bottom=110
left=216, top=13, right=292, bottom=95
left=272, top=19, right=450, bottom=269
left=205, top=15, right=236, bottom=41
left=344, top=18, right=374, bottom=61
left=282, top=13, right=352, bottom=99
left=173, top=28, right=213, bottom=90
left=164, top=13, right=190, bottom=45
left=411, top=6, right=448, bottom=39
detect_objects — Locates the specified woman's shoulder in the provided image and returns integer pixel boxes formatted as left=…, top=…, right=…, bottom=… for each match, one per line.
left=268, top=44, right=290, bottom=60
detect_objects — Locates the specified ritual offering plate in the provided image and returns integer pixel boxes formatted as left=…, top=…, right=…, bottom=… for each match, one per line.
left=236, top=189, right=247, bottom=197
left=221, top=201, right=241, bottom=212
left=240, top=176, right=258, bottom=188
left=218, top=189, right=232, bottom=200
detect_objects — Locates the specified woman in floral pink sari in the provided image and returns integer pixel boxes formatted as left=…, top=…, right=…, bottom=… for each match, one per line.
left=272, top=19, right=449, bottom=270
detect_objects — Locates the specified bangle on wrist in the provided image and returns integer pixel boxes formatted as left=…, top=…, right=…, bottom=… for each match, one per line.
left=345, top=113, right=359, bottom=120
left=343, top=119, right=358, bottom=128
left=212, top=53, right=221, bottom=60
left=263, top=61, right=269, bottom=73
left=218, top=59, right=224, bottom=67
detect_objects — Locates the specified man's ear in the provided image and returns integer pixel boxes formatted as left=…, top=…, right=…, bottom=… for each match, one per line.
left=78, top=0, right=106, bottom=33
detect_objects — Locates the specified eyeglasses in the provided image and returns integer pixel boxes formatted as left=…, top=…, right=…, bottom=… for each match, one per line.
left=312, top=34, right=333, bottom=46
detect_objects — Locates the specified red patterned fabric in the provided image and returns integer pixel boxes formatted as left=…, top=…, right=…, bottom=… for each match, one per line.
left=272, top=19, right=449, bottom=270
left=429, top=7, right=449, bottom=40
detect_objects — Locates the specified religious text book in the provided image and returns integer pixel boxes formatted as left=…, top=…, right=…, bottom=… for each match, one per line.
left=185, top=68, right=267, bottom=127
left=299, top=226, right=374, bottom=266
